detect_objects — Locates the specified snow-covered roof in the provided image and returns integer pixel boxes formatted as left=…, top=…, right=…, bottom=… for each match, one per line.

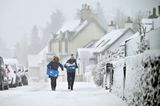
left=94, top=28, right=133, bottom=52
left=83, top=40, right=98, bottom=48
left=56, top=20, right=81, bottom=34
left=125, top=32, right=140, bottom=42
left=28, top=55, right=40, bottom=67
left=94, top=28, right=126, bottom=48
left=56, top=20, right=89, bottom=40
left=28, top=46, right=48, bottom=67
left=77, top=48, right=95, bottom=59
left=38, top=46, right=48, bottom=59
left=142, top=18, right=153, bottom=24
left=74, top=20, right=88, bottom=34
left=154, top=17, right=160, bottom=29
left=141, top=17, right=160, bottom=32
left=4, top=58, right=19, bottom=65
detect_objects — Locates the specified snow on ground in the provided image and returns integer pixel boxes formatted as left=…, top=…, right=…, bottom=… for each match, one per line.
left=0, top=81, right=127, bottom=106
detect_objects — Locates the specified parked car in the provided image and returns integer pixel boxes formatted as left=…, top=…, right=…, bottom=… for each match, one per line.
left=4, top=59, right=22, bottom=86
left=17, top=65, right=28, bottom=85
left=23, top=67, right=29, bottom=85
left=5, top=64, right=17, bottom=87
left=0, top=56, right=9, bottom=90
left=12, top=64, right=23, bottom=86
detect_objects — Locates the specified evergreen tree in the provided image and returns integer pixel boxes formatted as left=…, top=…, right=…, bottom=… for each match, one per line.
left=0, top=36, right=11, bottom=58
left=14, top=34, right=29, bottom=66
left=95, top=2, right=107, bottom=29
left=75, top=9, right=81, bottom=20
left=41, top=9, right=65, bottom=48
left=29, top=25, right=41, bottom=54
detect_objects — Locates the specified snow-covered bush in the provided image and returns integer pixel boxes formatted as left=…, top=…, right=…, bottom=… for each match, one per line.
left=93, top=46, right=125, bottom=87
left=137, top=33, right=150, bottom=54
left=130, top=56, right=160, bottom=106
left=110, top=50, right=160, bottom=106
left=85, top=65, right=96, bottom=82
left=92, top=61, right=105, bottom=86
left=105, top=46, right=125, bottom=62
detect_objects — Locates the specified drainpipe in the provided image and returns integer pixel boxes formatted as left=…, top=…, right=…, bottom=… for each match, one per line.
left=122, top=39, right=130, bottom=100
left=123, top=63, right=126, bottom=100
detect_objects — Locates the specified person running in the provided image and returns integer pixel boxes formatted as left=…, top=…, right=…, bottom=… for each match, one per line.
left=47, top=56, right=63, bottom=91
left=64, top=54, right=78, bottom=90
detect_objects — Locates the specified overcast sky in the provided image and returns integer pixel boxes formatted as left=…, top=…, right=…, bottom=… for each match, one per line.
left=0, top=0, right=159, bottom=48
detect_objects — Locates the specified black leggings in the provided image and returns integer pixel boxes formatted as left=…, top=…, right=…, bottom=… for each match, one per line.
left=67, top=72, right=75, bottom=89
left=50, top=77, right=57, bottom=90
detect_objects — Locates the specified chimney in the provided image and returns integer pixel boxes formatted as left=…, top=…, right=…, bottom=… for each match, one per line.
left=158, top=5, right=160, bottom=16
left=125, top=17, right=133, bottom=29
left=108, top=21, right=116, bottom=32
left=88, top=5, right=90, bottom=10
left=148, top=7, right=158, bottom=18
left=82, top=4, right=85, bottom=9
left=126, top=17, right=133, bottom=23
left=109, top=21, right=114, bottom=26
left=153, top=8, right=156, bottom=16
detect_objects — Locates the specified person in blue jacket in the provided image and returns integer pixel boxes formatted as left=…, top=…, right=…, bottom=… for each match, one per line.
left=64, top=54, right=78, bottom=90
left=47, top=56, right=63, bottom=91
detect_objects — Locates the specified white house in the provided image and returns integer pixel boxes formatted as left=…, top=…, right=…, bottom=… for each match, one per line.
left=127, top=15, right=160, bottom=55
left=75, top=28, right=135, bottom=82
left=46, top=4, right=107, bottom=81
left=142, top=7, right=160, bottom=33
left=76, top=48, right=95, bottom=80
left=47, top=4, right=106, bottom=61
left=126, top=8, right=160, bottom=56
left=28, top=46, right=48, bottom=81
left=93, top=28, right=135, bottom=64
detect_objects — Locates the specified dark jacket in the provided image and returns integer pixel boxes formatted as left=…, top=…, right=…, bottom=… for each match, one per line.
left=47, top=61, right=63, bottom=71
left=65, top=58, right=78, bottom=68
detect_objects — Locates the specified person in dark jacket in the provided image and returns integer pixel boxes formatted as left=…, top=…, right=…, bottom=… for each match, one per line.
left=47, top=56, right=63, bottom=91
left=64, top=54, right=78, bottom=90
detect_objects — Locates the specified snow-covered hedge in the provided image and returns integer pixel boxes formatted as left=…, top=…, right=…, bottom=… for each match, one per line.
left=92, top=61, right=105, bottom=86
left=111, top=50, right=160, bottom=106
left=130, top=53, right=160, bottom=106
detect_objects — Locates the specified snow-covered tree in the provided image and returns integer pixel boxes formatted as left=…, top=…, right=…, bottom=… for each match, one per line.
left=0, top=36, right=11, bottom=58
left=133, top=11, right=148, bottom=33
left=29, top=25, right=41, bottom=54
left=14, top=34, right=29, bottom=66
left=95, top=2, right=107, bottom=29
left=41, top=9, right=65, bottom=48
left=137, top=35, right=150, bottom=54
left=75, top=9, right=81, bottom=20
left=114, top=9, right=126, bottom=28
left=131, top=11, right=150, bottom=54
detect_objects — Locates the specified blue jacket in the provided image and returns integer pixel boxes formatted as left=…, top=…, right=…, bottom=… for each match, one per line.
left=47, top=61, right=63, bottom=71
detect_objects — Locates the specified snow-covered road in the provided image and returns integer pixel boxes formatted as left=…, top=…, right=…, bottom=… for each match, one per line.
left=0, top=82, right=127, bottom=106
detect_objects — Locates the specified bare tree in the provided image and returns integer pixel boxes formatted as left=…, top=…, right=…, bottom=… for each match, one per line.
left=133, top=11, right=149, bottom=54
left=133, top=10, right=148, bottom=33
left=114, top=9, right=126, bottom=28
